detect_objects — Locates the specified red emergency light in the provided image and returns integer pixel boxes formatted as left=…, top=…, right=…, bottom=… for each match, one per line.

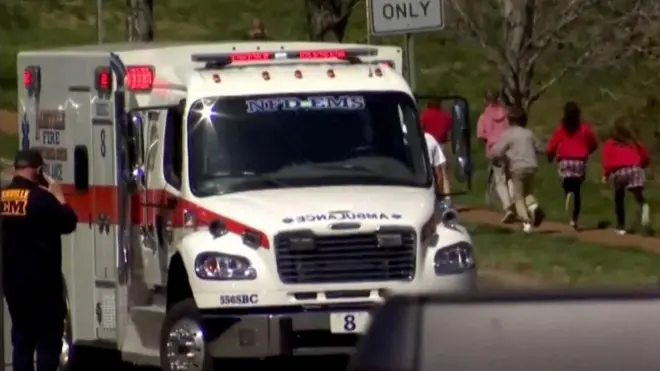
left=377, top=60, right=395, bottom=68
left=126, top=65, right=155, bottom=91
left=23, top=70, right=32, bottom=87
left=23, top=66, right=41, bottom=96
left=191, top=48, right=378, bottom=67
left=94, top=66, right=113, bottom=94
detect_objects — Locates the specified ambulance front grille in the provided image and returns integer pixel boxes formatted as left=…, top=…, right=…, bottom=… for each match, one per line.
left=273, top=228, right=416, bottom=284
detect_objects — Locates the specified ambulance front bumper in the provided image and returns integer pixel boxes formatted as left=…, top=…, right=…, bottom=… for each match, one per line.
left=198, top=269, right=476, bottom=359
left=200, top=304, right=373, bottom=358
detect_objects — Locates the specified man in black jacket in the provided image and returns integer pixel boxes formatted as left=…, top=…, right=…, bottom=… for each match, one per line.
left=1, top=149, right=78, bottom=371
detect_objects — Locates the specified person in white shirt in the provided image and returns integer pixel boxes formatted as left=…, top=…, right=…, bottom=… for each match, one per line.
left=425, top=132, right=451, bottom=203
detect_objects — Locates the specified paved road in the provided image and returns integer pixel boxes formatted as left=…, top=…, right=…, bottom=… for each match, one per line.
left=83, top=354, right=351, bottom=371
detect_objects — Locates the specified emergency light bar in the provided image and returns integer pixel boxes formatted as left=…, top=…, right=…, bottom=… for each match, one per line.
left=191, top=48, right=379, bottom=67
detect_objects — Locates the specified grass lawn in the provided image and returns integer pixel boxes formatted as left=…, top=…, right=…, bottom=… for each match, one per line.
left=470, top=223, right=660, bottom=287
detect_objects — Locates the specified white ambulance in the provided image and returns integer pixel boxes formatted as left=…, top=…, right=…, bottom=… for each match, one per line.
left=14, top=41, right=475, bottom=371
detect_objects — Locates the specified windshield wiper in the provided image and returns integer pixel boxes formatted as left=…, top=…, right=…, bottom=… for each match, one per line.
left=284, top=163, right=419, bottom=187
left=311, top=163, right=382, bottom=174
left=205, top=171, right=292, bottom=188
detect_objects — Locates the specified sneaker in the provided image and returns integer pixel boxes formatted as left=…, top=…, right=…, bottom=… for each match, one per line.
left=641, top=203, right=651, bottom=228
left=569, top=220, right=578, bottom=230
left=565, top=192, right=574, bottom=213
left=614, top=228, right=626, bottom=236
left=531, top=206, right=545, bottom=227
left=522, top=222, right=532, bottom=233
left=501, top=209, right=517, bottom=224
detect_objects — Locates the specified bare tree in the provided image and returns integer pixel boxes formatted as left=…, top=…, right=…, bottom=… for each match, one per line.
left=126, top=0, right=154, bottom=42
left=304, top=0, right=361, bottom=41
left=447, top=0, right=660, bottom=112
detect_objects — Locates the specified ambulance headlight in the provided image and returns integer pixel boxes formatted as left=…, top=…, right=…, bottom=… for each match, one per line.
left=434, top=242, right=475, bottom=275
left=195, top=252, right=256, bottom=280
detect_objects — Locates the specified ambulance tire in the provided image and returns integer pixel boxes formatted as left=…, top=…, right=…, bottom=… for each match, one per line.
left=160, top=298, right=213, bottom=371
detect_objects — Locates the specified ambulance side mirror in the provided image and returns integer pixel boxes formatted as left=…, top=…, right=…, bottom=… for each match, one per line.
left=127, top=112, right=144, bottom=164
left=450, top=99, right=472, bottom=190
left=415, top=94, right=474, bottom=191
left=73, top=145, right=89, bottom=191
left=126, top=112, right=146, bottom=191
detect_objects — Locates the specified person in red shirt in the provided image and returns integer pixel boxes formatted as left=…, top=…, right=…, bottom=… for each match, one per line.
left=601, top=117, right=651, bottom=235
left=546, top=102, right=598, bottom=229
left=420, top=99, right=452, bottom=144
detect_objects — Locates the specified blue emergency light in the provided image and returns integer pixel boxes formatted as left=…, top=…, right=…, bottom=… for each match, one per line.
left=191, top=48, right=379, bottom=67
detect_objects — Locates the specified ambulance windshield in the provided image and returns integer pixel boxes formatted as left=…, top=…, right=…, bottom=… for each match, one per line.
left=187, top=91, right=431, bottom=196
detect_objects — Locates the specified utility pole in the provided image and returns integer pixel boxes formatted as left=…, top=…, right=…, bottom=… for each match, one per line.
left=126, top=0, right=155, bottom=42
left=96, top=0, right=104, bottom=44
left=126, top=0, right=133, bottom=41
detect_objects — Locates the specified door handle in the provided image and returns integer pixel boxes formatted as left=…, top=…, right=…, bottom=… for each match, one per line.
left=97, top=214, right=110, bottom=234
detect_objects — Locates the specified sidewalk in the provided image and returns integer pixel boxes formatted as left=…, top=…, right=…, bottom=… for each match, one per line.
left=459, top=206, right=660, bottom=254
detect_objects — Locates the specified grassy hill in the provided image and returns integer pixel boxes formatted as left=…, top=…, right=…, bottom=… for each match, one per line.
left=3, top=0, right=660, bottom=232
left=3, top=0, right=660, bottom=131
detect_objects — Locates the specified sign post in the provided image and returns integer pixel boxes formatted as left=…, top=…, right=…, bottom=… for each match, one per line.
left=96, top=0, right=104, bottom=44
left=1, top=165, right=5, bottom=370
left=367, top=0, right=445, bottom=91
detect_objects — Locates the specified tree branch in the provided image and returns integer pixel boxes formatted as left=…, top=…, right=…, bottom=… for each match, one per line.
left=447, top=0, right=513, bottom=76
left=526, top=48, right=591, bottom=109
left=449, top=0, right=660, bottom=113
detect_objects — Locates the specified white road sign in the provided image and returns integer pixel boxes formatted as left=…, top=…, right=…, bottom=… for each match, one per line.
left=369, top=0, right=444, bottom=36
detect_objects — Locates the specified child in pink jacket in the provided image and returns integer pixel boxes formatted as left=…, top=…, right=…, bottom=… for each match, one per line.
left=477, top=90, right=513, bottom=222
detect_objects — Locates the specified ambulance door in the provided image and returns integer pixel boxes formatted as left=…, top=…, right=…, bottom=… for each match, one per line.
left=90, top=95, right=119, bottom=343
left=140, top=109, right=170, bottom=288
left=126, top=105, right=180, bottom=290
left=90, top=96, right=118, bottom=277
left=415, top=95, right=472, bottom=191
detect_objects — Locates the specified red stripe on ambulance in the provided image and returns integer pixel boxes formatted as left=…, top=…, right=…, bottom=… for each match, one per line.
left=60, top=184, right=270, bottom=248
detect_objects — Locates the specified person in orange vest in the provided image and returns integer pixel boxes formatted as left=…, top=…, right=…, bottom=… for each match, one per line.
left=2, top=149, right=78, bottom=371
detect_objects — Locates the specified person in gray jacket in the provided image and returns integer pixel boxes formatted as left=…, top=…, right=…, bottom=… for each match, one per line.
left=489, top=107, right=545, bottom=232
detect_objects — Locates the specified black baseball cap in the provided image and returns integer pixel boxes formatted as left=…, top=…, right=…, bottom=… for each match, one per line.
left=14, top=149, right=44, bottom=169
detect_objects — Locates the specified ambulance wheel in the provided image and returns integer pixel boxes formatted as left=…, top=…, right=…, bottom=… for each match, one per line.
left=58, top=304, right=73, bottom=371
left=160, top=298, right=213, bottom=371
left=60, top=309, right=121, bottom=371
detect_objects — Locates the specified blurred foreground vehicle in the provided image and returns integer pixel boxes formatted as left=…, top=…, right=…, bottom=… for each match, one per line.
left=349, top=290, right=660, bottom=371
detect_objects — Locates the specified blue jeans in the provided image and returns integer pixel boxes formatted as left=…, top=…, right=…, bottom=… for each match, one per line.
left=11, top=324, right=62, bottom=371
